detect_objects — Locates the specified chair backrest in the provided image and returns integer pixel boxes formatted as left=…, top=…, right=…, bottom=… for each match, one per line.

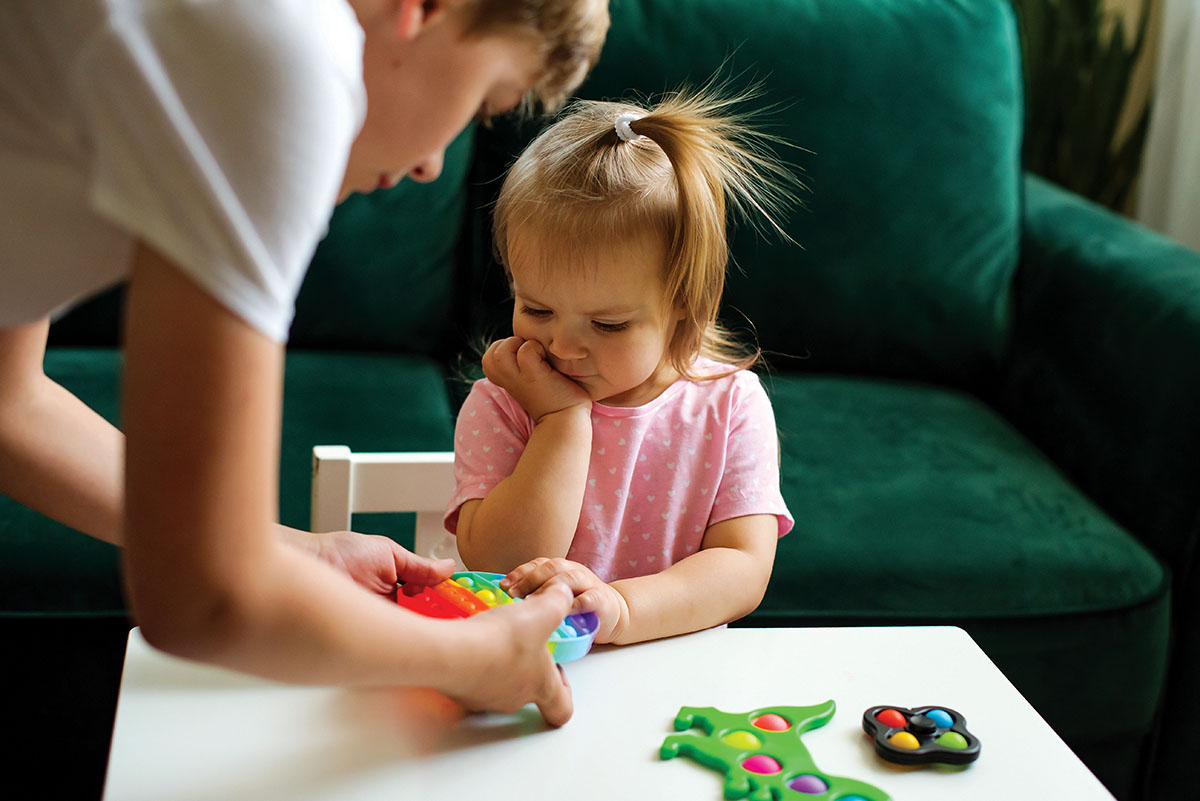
left=310, top=446, right=464, bottom=568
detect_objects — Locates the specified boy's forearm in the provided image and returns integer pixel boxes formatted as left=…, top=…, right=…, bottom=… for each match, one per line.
left=609, top=546, right=771, bottom=645
left=459, top=406, right=592, bottom=572
left=0, top=372, right=124, bottom=546
left=138, top=538, right=468, bottom=688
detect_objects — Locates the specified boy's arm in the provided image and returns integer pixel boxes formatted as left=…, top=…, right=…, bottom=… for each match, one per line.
left=0, top=317, right=450, bottom=595
left=0, top=319, right=125, bottom=545
left=456, top=403, right=592, bottom=572
left=120, top=243, right=572, bottom=724
left=607, top=513, right=778, bottom=644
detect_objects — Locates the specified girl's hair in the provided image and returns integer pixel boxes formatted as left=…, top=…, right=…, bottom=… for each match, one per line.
left=493, top=83, right=799, bottom=379
left=462, top=0, right=610, bottom=112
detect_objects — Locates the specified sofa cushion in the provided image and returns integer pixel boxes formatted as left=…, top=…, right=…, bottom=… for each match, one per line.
left=757, top=374, right=1168, bottom=769
left=477, top=0, right=1023, bottom=391
left=766, top=375, right=1164, bottom=620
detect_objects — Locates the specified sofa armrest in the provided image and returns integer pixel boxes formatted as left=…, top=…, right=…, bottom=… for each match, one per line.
left=1004, top=173, right=1200, bottom=570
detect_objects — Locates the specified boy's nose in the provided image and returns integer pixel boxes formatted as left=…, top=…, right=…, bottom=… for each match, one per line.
left=407, top=150, right=445, bottom=183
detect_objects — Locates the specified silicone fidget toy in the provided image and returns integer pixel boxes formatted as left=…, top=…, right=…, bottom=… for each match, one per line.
left=660, top=702, right=890, bottom=801
left=861, top=705, right=980, bottom=766
left=395, top=571, right=599, bottom=663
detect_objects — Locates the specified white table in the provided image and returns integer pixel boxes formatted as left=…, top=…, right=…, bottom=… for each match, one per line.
left=103, top=626, right=1114, bottom=800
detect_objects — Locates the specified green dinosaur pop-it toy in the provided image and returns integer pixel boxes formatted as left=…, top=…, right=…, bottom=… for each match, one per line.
left=660, top=701, right=890, bottom=801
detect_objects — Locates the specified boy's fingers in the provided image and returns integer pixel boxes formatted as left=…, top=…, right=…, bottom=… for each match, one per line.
left=535, top=664, right=573, bottom=728
left=392, top=549, right=456, bottom=587
left=518, top=583, right=575, bottom=726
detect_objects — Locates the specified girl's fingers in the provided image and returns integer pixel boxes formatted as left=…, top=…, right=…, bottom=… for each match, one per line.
left=502, top=557, right=551, bottom=597
left=504, top=557, right=577, bottom=599
left=515, top=339, right=549, bottom=375
left=573, top=587, right=606, bottom=615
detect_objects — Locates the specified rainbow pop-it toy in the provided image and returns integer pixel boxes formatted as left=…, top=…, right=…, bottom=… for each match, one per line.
left=396, top=571, right=598, bottom=663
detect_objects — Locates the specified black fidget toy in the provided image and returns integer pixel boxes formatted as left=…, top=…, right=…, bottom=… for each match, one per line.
left=862, top=705, right=981, bottom=765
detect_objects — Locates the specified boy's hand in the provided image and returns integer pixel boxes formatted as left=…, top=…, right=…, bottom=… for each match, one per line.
left=482, top=337, right=591, bottom=423
left=442, top=583, right=575, bottom=726
left=501, top=557, right=629, bottom=645
left=280, top=526, right=456, bottom=595
left=313, top=530, right=457, bottom=594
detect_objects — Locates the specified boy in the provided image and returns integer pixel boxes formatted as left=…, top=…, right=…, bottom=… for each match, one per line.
left=0, top=0, right=608, bottom=724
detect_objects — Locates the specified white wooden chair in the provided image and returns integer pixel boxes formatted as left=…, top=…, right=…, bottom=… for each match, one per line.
left=310, top=446, right=464, bottom=568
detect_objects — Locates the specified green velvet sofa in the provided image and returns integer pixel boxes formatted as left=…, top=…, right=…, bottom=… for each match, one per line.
left=4, top=1, right=1198, bottom=799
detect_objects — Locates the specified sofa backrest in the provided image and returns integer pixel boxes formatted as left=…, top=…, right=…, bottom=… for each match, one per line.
left=470, top=0, right=1024, bottom=391
left=289, top=126, right=478, bottom=357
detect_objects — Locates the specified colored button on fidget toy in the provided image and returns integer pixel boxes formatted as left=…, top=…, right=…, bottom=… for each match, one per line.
left=861, top=705, right=981, bottom=765
left=396, top=571, right=599, bottom=663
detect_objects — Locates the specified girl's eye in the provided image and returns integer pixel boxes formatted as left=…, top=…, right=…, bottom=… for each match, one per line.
left=519, top=305, right=551, bottom=319
left=592, top=320, right=630, bottom=333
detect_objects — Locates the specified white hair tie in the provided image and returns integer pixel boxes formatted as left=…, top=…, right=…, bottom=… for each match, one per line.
left=614, top=112, right=643, bottom=142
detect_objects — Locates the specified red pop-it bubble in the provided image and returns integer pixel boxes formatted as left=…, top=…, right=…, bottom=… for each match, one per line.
left=752, top=713, right=791, bottom=731
left=875, top=708, right=907, bottom=729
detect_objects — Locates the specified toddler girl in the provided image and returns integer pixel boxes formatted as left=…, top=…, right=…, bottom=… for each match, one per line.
left=444, top=88, right=797, bottom=645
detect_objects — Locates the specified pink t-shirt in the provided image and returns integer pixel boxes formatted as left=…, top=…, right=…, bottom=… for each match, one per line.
left=444, top=361, right=794, bottom=582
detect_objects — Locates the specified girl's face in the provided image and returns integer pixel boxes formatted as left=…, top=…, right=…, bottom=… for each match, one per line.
left=509, top=232, right=685, bottom=408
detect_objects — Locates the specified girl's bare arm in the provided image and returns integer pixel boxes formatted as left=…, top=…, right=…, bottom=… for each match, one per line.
left=456, top=337, right=593, bottom=572
left=455, top=403, right=592, bottom=571
left=607, top=513, right=778, bottom=643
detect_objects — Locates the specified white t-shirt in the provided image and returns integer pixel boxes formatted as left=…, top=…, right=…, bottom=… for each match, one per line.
left=0, top=0, right=366, bottom=342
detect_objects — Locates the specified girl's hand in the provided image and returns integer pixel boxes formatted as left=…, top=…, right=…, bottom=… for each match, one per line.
left=441, top=583, right=575, bottom=726
left=482, top=337, right=591, bottom=423
left=502, top=557, right=630, bottom=644
left=282, top=526, right=456, bottom=595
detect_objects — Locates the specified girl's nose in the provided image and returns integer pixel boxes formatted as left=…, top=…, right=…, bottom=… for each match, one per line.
left=547, top=325, right=586, bottom=360
left=408, top=150, right=445, bottom=183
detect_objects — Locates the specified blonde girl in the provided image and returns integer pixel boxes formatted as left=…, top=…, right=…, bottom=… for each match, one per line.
left=444, top=87, right=798, bottom=645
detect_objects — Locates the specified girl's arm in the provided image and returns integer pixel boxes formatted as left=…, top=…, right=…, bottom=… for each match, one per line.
left=119, top=244, right=572, bottom=723
left=505, top=513, right=779, bottom=644
left=608, top=514, right=777, bottom=643
left=455, top=338, right=592, bottom=572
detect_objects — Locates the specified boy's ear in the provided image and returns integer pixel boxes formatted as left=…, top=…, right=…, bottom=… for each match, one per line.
left=393, top=0, right=446, bottom=42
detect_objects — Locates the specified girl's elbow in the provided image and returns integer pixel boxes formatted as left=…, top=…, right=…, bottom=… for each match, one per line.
left=733, top=560, right=774, bottom=620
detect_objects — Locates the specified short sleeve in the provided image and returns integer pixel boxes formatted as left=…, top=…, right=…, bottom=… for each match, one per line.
left=443, top=380, right=534, bottom=534
left=74, top=0, right=365, bottom=342
left=710, top=373, right=794, bottom=536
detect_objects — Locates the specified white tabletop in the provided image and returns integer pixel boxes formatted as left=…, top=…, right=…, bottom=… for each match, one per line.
left=104, top=626, right=1114, bottom=801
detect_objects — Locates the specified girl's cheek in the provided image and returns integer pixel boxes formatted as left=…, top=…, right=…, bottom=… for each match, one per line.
left=512, top=321, right=547, bottom=350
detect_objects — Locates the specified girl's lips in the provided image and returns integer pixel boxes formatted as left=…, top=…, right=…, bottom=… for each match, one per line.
left=377, top=172, right=401, bottom=190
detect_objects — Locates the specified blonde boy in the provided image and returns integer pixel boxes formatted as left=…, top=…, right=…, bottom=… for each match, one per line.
left=0, top=0, right=608, bottom=724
